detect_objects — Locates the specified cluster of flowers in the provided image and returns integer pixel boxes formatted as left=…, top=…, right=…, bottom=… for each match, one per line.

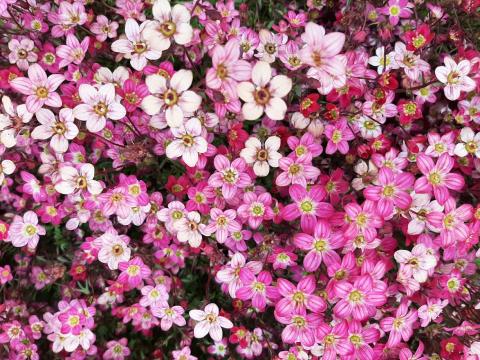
left=1, top=0, right=480, bottom=358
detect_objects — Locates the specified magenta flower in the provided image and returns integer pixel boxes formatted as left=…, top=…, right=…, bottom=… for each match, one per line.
left=8, top=211, right=46, bottom=249
left=344, top=201, right=383, bottom=242
left=10, top=63, right=64, bottom=113
left=274, top=275, right=326, bottom=319
left=204, top=208, right=241, bottom=244
left=415, top=153, right=464, bottom=205
left=277, top=309, right=320, bottom=347
left=237, top=192, right=274, bottom=229
left=324, top=119, right=355, bottom=155
left=316, top=321, right=353, bottom=360
left=363, top=167, right=414, bottom=218
left=380, top=302, right=418, bottom=347
left=333, top=275, right=387, bottom=321
left=281, top=184, right=334, bottom=233
left=216, top=252, right=262, bottom=298
left=56, top=33, right=89, bottom=68
left=346, top=320, right=380, bottom=360
left=208, top=154, right=251, bottom=200
left=294, top=222, right=343, bottom=271
left=151, top=305, right=186, bottom=331
left=236, top=271, right=278, bottom=311
left=118, top=257, right=152, bottom=289
left=379, top=0, right=414, bottom=26
left=275, top=155, right=320, bottom=187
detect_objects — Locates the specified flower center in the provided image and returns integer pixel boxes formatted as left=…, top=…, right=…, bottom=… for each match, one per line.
left=223, top=169, right=237, bottom=184
left=127, top=265, right=140, bottom=276
left=163, top=89, right=178, bottom=106
left=254, top=88, right=271, bottom=105
left=251, top=204, right=264, bottom=216
left=17, top=49, right=28, bottom=59
left=216, top=64, right=228, bottom=80
left=35, top=87, right=49, bottom=99
left=292, top=315, right=306, bottom=327
left=413, top=34, right=426, bottom=48
left=447, top=71, right=460, bottom=85
left=390, top=5, right=400, bottom=16
left=112, top=244, right=124, bottom=256
left=289, top=164, right=301, bottom=175
left=125, top=92, right=138, bottom=104
left=256, top=149, right=268, bottom=161
left=134, top=42, right=147, bottom=54
left=350, top=334, right=362, bottom=346
left=264, top=43, right=276, bottom=54
left=292, top=291, right=305, bottom=303
left=25, top=224, right=37, bottom=236
left=314, top=239, right=327, bottom=252
left=466, top=141, right=478, bottom=154
left=300, top=200, right=313, bottom=213
left=53, top=122, right=67, bottom=135
left=93, top=102, right=108, bottom=116
left=363, top=120, right=376, bottom=130
left=324, top=334, right=336, bottom=345
left=182, top=134, right=194, bottom=147
left=428, top=171, right=442, bottom=185
left=382, top=185, right=395, bottom=197
left=348, top=289, right=363, bottom=303
left=76, top=176, right=87, bottom=189
left=160, top=21, right=176, bottom=37
left=253, top=281, right=265, bottom=292
left=443, top=214, right=455, bottom=229
left=331, top=130, right=342, bottom=143
left=205, top=313, right=217, bottom=323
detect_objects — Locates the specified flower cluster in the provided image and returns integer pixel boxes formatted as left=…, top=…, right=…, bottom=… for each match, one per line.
left=0, top=0, right=480, bottom=359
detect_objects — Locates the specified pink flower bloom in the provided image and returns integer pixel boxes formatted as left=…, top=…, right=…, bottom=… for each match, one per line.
left=166, top=118, right=208, bottom=168
left=56, top=34, right=89, bottom=68
left=294, top=222, right=343, bottom=271
left=208, top=154, right=251, bottom=199
left=379, top=0, right=414, bottom=25
left=204, top=209, right=241, bottom=244
left=346, top=320, right=380, bottom=360
left=139, top=284, right=169, bottom=307
left=380, top=302, right=418, bottom=347
left=118, top=257, right=151, bottom=289
left=363, top=167, right=414, bottom=218
left=237, top=191, right=274, bottom=229
left=90, top=15, right=118, bottom=42
left=189, top=303, right=233, bottom=342
left=31, top=108, right=78, bottom=153
left=206, top=39, right=251, bottom=95
left=10, top=63, right=64, bottom=113
left=0, top=264, right=13, bottom=284
left=394, top=243, right=437, bottom=283
left=282, top=184, right=334, bottom=233
left=276, top=155, right=320, bottom=187
left=172, top=347, right=197, bottom=360
left=334, top=275, right=387, bottom=321
left=94, top=230, right=131, bottom=270
left=216, top=252, right=262, bottom=298
left=151, top=304, right=186, bottom=331
left=278, top=309, right=320, bottom=347
left=73, top=83, right=126, bottom=133
left=8, top=38, right=37, bottom=71
left=55, top=163, right=102, bottom=195
left=236, top=270, right=278, bottom=311
left=97, top=187, right=137, bottom=218
left=324, top=119, right=354, bottom=154
left=315, top=321, right=353, bottom=360
left=103, top=338, right=130, bottom=360
left=8, top=211, right=46, bottom=248
left=299, top=22, right=346, bottom=94
left=275, top=275, right=326, bottom=319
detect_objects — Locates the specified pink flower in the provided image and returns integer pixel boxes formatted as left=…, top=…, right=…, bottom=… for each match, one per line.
left=118, top=257, right=151, bottom=289
left=166, top=118, right=208, bottom=168
left=8, top=211, right=46, bottom=249
left=208, top=154, right=251, bottom=199
left=275, top=275, right=326, bottom=319
left=315, top=321, right=353, bottom=360
left=324, top=119, right=354, bottom=154
left=379, top=0, right=414, bottom=26
left=236, top=270, right=278, bottom=311
left=380, top=302, right=418, bottom=347
left=0, top=265, right=13, bottom=284
left=276, top=155, right=320, bottom=187
left=31, top=108, right=78, bottom=153
left=172, top=347, right=197, bottom=360
left=346, top=320, right=380, bottom=360
left=278, top=309, right=320, bottom=347
left=8, top=38, right=37, bottom=70
left=216, top=252, right=262, bottom=298
left=282, top=184, right=334, bottom=233
left=55, top=163, right=103, bottom=195
left=363, top=167, right=414, bottom=218
left=394, top=243, right=437, bottom=283
left=204, top=209, right=241, bottom=244
left=103, top=338, right=130, bottom=360
left=418, top=298, right=448, bottom=327
left=294, top=222, right=343, bottom=272
left=10, top=63, right=64, bottom=113
left=299, top=22, right=346, bottom=94
left=151, top=305, right=186, bottom=331
left=56, top=34, right=89, bottom=68
left=237, top=191, right=274, bottom=229
left=90, top=15, right=118, bottom=42
left=206, top=39, right=251, bottom=95
left=334, top=275, right=387, bottom=321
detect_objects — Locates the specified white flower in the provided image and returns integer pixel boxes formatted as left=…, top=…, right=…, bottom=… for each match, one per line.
left=93, top=66, right=130, bottom=87
left=368, top=46, right=398, bottom=74
left=435, top=57, right=476, bottom=101
left=93, top=231, right=131, bottom=270
left=189, top=303, right=233, bottom=342
left=394, top=244, right=437, bottom=283
left=166, top=117, right=208, bottom=167
left=31, top=108, right=78, bottom=153
left=55, top=163, right=103, bottom=195
left=142, top=69, right=201, bottom=127
left=454, top=127, right=480, bottom=158
left=240, top=136, right=282, bottom=177
left=407, top=193, right=443, bottom=235
left=357, top=116, right=381, bottom=139
left=351, top=160, right=378, bottom=191
left=142, top=0, right=193, bottom=50
left=0, top=95, right=33, bottom=148
left=111, top=18, right=164, bottom=71
left=73, top=83, right=126, bottom=133
left=237, top=61, right=292, bottom=121
left=0, top=159, right=15, bottom=184
left=173, top=211, right=207, bottom=248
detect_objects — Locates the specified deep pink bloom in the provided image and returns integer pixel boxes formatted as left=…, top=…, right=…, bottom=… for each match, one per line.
left=380, top=302, right=418, bottom=347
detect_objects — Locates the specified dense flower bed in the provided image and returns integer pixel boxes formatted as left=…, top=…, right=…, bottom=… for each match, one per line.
left=1, top=0, right=480, bottom=359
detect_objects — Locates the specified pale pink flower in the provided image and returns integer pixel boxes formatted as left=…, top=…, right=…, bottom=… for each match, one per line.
left=435, top=57, right=476, bottom=100
left=111, top=19, right=163, bottom=71
left=276, top=155, right=320, bottom=187
left=324, top=119, right=354, bottom=155
left=208, top=154, right=251, bottom=199
left=166, top=117, right=207, bottom=167
left=299, top=22, right=346, bottom=94
left=151, top=305, right=186, bottom=331
left=380, top=302, right=418, bottom=347
left=91, top=15, right=118, bottom=42
left=394, top=244, right=437, bottom=283
left=278, top=309, right=320, bottom=347
left=56, top=34, right=89, bottom=68
left=206, top=39, right=251, bottom=95
left=0, top=159, right=15, bottom=184
left=454, top=127, right=480, bottom=158
left=94, top=230, right=131, bottom=270
left=379, top=0, right=414, bottom=26
left=425, top=132, right=455, bottom=157
left=55, top=163, right=102, bottom=195
left=0, top=95, right=33, bottom=148
left=142, top=0, right=193, bottom=50
left=8, top=38, right=37, bottom=70
left=240, top=136, right=282, bottom=177
left=73, top=83, right=126, bottom=133
left=142, top=70, right=201, bottom=127
left=204, top=209, right=241, bottom=244
left=8, top=211, right=46, bottom=248
left=10, top=64, right=64, bottom=113
left=139, top=285, right=169, bottom=307
left=31, top=108, right=78, bottom=153
left=189, top=303, right=233, bottom=342
left=237, top=61, right=292, bottom=121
